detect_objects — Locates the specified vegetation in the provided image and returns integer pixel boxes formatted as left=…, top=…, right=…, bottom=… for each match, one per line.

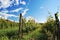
left=0, top=12, right=59, bottom=40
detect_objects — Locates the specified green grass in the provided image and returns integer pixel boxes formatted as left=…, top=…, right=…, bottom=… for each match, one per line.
left=22, top=26, right=42, bottom=40
left=0, top=27, right=19, bottom=36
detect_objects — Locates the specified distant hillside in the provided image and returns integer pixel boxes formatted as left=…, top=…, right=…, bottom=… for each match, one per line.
left=39, top=23, right=43, bottom=25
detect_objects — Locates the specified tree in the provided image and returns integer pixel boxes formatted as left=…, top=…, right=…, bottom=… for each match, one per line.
left=42, top=12, right=57, bottom=40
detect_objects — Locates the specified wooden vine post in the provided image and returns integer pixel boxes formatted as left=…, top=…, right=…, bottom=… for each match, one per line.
left=18, top=13, right=23, bottom=40
left=55, top=12, right=60, bottom=40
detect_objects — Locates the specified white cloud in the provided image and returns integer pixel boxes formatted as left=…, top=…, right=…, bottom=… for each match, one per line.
left=0, top=7, right=23, bottom=20
left=8, top=19, right=18, bottom=22
left=26, top=16, right=46, bottom=23
left=8, top=19, right=14, bottom=22
left=7, top=14, right=18, bottom=18
left=26, top=16, right=35, bottom=22
left=0, top=0, right=29, bottom=22
left=0, top=0, right=12, bottom=8
left=0, top=0, right=27, bottom=8
left=1, top=8, right=23, bottom=13
left=11, top=8, right=23, bottom=12
left=0, top=12, right=18, bottom=19
left=20, top=0, right=26, bottom=5
left=34, top=19, right=46, bottom=23
left=1, top=9, right=9, bottom=13
left=15, top=0, right=19, bottom=5
left=26, top=16, right=34, bottom=20
left=35, top=19, right=40, bottom=23
left=22, top=9, right=29, bottom=16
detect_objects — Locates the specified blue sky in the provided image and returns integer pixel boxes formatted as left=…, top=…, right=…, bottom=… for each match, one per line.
left=0, top=0, right=60, bottom=23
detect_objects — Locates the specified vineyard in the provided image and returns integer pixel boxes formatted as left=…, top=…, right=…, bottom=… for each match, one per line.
left=0, top=12, right=60, bottom=40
